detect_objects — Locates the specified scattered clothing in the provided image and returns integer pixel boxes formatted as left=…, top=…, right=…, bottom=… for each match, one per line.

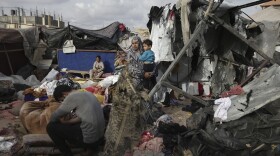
left=56, top=78, right=81, bottom=90
left=138, top=131, right=154, bottom=147
left=247, top=66, right=254, bottom=77
left=138, top=137, right=164, bottom=153
left=221, top=85, right=245, bottom=98
left=154, top=114, right=173, bottom=127
left=39, top=80, right=58, bottom=96
left=214, top=97, right=232, bottom=122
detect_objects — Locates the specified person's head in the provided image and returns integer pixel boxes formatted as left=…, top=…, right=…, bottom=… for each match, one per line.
left=120, top=53, right=126, bottom=60
left=131, top=36, right=143, bottom=52
left=143, top=39, right=153, bottom=51
left=96, top=56, right=101, bottom=62
left=53, top=85, right=73, bottom=102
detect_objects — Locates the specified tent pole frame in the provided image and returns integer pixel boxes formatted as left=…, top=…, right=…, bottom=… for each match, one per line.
left=3, top=43, right=14, bottom=75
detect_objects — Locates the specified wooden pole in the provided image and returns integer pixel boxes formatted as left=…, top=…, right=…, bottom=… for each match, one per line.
left=240, top=60, right=270, bottom=87
left=3, top=43, right=14, bottom=74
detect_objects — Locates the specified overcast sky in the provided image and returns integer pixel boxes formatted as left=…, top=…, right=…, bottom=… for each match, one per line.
left=1, top=0, right=261, bottom=29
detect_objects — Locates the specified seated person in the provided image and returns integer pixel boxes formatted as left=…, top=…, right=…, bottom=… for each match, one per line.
left=91, top=56, right=104, bottom=78
left=114, top=53, right=127, bottom=68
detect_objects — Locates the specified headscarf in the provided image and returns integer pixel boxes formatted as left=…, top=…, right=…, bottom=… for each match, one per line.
left=131, top=36, right=144, bottom=53
left=127, top=36, right=144, bottom=62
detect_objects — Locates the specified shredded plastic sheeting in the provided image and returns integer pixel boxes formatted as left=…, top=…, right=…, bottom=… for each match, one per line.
left=211, top=61, right=236, bottom=97
left=226, top=64, right=280, bottom=122
left=0, top=74, right=40, bottom=87
left=47, top=22, right=122, bottom=51
left=0, top=140, right=16, bottom=152
left=17, top=27, right=40, bottom=66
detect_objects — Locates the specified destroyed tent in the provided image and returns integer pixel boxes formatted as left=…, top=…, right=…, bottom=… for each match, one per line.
left=44, top=22, right=127, bottom=73
left=46, top=21, right=126, bottom=51
left=0, top=28, right=30, bottom=76
left=0, top=22, right=127, bottom=75
left=12, top=22, right=125, bottom=64
left=143, top=0, right=280, bottom=155
left=149, top=0, right=276, bottom=98
left=17, top=27, right=48, bottom=68
left=0, top=26, right=51, bottom=78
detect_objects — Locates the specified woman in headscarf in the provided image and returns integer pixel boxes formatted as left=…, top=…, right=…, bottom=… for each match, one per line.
left=104, top=36, right=153, bottom=156
left=126, top=36, right=156, bottom=90
left=127, top=36, right=144, bottom=89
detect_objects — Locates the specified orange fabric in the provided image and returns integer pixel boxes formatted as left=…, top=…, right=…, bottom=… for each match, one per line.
left=20, top=99, right=60, bottom=134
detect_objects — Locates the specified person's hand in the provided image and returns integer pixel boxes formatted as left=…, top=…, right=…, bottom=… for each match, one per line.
left=60, top=115, right=81, bottom=124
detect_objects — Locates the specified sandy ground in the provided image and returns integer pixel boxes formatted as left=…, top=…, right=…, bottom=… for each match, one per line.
left=161, top=98, right=192, bottom=126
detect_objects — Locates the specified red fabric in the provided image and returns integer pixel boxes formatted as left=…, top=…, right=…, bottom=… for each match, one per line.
left=119, top=23, right=126, bottom=32
left=85, top=86, right=104, bottom=95
left=198, top=83, right=204, bottom=96
left=221, top=85, right=244, bottom=97
left=169, top=10, right=175, bottom=20
left=138, top=131, right=154, bottom=147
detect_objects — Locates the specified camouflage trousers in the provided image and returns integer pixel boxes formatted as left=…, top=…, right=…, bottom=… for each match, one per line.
left=103, top=71, right=148, bottom=156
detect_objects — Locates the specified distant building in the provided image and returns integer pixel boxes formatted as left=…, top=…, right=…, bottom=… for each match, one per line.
left=118, top=28, right=150, bottom=50
left=251, top=0, right=280, bottom=22
left=261, top=0, right=280, bottom=9
left=0, top=8, right=64, bottom=29
left=132, top=28, right=150, bottom=39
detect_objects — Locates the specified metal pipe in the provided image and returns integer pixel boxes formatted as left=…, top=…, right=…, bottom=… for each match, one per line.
left=230, top=0, right=271, bottom=11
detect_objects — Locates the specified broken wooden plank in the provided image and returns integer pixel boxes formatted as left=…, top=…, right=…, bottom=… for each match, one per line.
left=161, top=81, right=208, bottom=106
left=240, top=59, right=270, bottom=87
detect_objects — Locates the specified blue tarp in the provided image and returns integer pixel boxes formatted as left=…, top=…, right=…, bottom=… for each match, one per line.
left=57, top=49, right=116, bottom=73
